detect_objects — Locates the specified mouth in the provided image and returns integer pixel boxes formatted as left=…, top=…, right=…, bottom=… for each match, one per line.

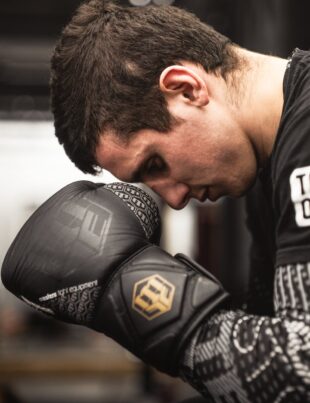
left=195, top=187, right=209, bottom=203
left=198, top=186, right=223, bottom=203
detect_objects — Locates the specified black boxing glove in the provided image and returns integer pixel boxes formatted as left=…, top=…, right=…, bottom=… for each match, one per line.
left=1, top=181, right=229, bottom=376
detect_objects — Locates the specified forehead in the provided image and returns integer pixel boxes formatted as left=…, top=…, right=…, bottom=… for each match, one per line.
left=95, top=133, right=133, bottom=180
left=95, top=130, right=156, bottom=182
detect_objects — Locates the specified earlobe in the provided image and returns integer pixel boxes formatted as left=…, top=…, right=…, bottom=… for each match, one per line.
left=159, top=65, right=209, bottom=107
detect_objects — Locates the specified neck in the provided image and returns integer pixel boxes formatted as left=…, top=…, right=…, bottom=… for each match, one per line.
left=231, top=47, right=288, bottom=168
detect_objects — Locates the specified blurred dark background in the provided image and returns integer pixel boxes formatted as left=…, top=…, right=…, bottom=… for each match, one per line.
left=0, top=1, right=310, bottom=402
left=0, top=0, right=310, bottom=118
left=1, top=0, right=310, bottom=120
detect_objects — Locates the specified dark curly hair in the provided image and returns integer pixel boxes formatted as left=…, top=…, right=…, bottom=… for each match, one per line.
left=50, top=0, right=239, bottom=174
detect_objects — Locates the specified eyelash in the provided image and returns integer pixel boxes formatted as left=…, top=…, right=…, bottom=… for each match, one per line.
left=144, top=155, right=167, bottom=178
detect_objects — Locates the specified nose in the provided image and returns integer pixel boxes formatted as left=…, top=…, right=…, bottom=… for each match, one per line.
left=146, top=179, right=191, bottom=210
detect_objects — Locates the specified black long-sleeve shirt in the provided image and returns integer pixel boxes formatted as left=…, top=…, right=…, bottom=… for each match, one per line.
left=181, top=262, right=310, bottom=402
left=181, top=49, right=310, bottom=402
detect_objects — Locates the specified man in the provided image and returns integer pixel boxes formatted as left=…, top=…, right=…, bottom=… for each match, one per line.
left=49, top=0, right=310, bottom=401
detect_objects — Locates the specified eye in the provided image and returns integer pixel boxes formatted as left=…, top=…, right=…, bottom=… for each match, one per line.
left=143, top=155, right=167, bottom=179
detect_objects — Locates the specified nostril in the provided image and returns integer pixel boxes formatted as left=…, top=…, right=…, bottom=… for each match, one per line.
left=169, top=193, right=190, bottom=210
left=149, top=182, right=190, bottom=210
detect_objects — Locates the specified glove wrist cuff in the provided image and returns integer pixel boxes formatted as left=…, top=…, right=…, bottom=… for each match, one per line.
left=94, top=245, right=230, bottom=376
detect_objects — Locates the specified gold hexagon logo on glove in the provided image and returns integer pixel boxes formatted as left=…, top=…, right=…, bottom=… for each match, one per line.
left=132, top=274, right=175, bottom=320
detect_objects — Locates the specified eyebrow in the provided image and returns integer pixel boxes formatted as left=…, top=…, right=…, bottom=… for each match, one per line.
left=125, top=152, right=158, bottom=183
left=123, top=145, right=158, bottom=183
left=127, top=165, right=142, bottom=183
left=123, top=156, right=148, bottom=183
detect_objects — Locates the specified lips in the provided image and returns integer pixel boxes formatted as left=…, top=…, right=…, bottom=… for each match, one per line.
left=200, top=188, right=209, bottom=202
left=193, top=187, right=208, bottom=203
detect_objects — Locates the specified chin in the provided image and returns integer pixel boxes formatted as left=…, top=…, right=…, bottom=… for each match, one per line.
left=238, top=177, right=257, bottom=197
left=209, top=177, right=253, bottom=201
left=207, top=188, right=224, bottom=202
left=208, top=194, right=220, bottom=202
left=228, top=187, right=248, bottom=199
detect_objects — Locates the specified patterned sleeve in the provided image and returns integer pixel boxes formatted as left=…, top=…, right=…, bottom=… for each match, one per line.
left=180, top=263, right=310, bottom=402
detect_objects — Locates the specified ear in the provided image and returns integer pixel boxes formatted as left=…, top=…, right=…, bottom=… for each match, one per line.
left=159, top=65, right=209, bottom=107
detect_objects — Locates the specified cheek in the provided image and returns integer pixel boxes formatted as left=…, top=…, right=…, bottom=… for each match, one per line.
left=212, top=124, right=253, bottom=171
left=217, top=145, right=240, bottom=167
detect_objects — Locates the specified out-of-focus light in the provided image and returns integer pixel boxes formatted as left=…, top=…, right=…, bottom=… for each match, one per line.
left=129, top=0, right=151, bottom=6
left=153, top=0, right=175, bottom=5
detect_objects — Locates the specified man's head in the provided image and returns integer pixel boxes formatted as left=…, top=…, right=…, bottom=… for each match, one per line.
left=50, top=0, right=239, bottom=176
left=94, top=60, right=258, bottom=209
